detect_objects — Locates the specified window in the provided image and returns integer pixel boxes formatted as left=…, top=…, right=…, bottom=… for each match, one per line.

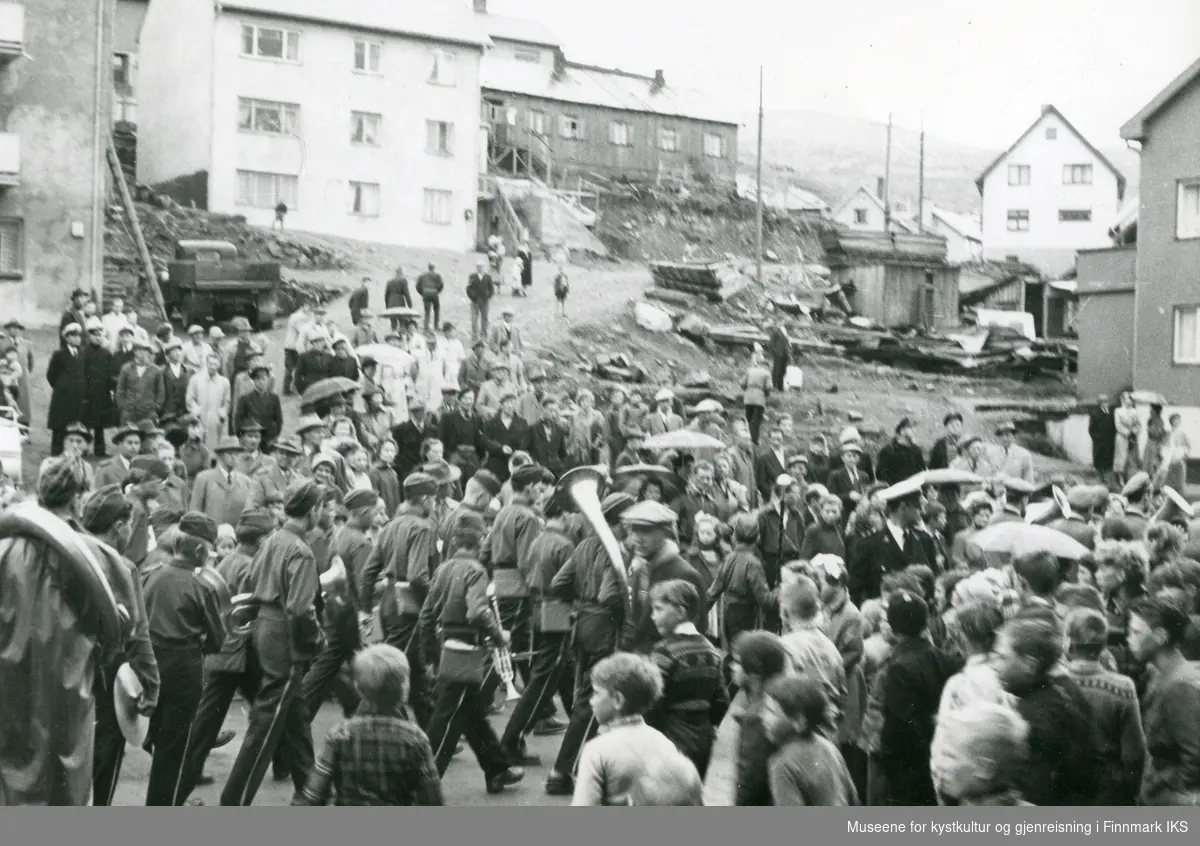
left=428, top=49, right=456, bottom=86
left=425, top=120, right=455, bottom=156
left=349, top=111, right=380, bottom=145
left=237, top=98, right=299, bottom=135
left=423, top=189, right=453, bottom=225
left=0, top=218, right=23, bottom=279
left=560, top=115, right=582, bottom=139
left=703, top=133, right=724, bottom=158
left=1006, top=210, right=1030, bottom=231
left=1045, top=127, right=1057, bottom=140
left=1063, top=164, right=1093, bottom=185
left=609, top=121, right=632, bottom=146
left=528, top=110, right=547, bottom=135
left=658, top=128, right=679, bottom=152
left=241, top=24, right=300, bottom=62
left=1059, top=209, right=1092, bottom=222
left=854, top=208, right=869, bottom=225
left=1008, top=164, right=1031, bottom=186
left=236, top=170, right=298, bottom=210
left=112, top=53, right=134, bottom=93
left=353, top=39, right=381, bottom=73
left=514, top=48, right=540, bottom=63
left=349, top=182, right=380, bottom=217
left=1177, top=179, right=1200, bottom=239
left=1175, top=306, right=1200, bottom=364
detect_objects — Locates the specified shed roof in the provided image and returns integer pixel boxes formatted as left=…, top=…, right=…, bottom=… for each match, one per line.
left=481, top=57, right=739, bottom=126
left=1121, top=54, right=1200, bottom=141
left=820, top=229, right=950, bottom=265
left=220, top=0, right=491, bottom=48
left=476, top=12, right=560, bottom=48
left=929, top=206, right=982, bottom=242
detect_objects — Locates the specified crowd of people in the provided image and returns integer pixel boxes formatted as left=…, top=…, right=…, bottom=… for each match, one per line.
left=1, top=280, right=1199, bottom=809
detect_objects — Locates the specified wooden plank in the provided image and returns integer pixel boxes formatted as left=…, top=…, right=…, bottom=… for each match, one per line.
left=107, top=138, right=166, bottom=320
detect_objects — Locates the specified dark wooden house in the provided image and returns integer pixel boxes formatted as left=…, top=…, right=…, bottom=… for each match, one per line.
left=820, top=229, right=961, bottom=330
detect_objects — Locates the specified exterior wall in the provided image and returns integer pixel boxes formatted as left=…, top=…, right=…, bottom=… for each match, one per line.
left=206, top=14, right=481, bottom=251
left=929, top=217, right=982, bottom=264
left=136, top=0, right=214, bottom=186
left=832, top=190, right=886, bottom=230
left=0, top=0, right=111, bottom=324
left=834, top=262, right=957, bottom=329
left=113, top=0, right=147, bottom=123
left=487, top=38, right=554, bottom=68
left=484, top=90, right=737, bottom=185
left=1075, top=247, right=1136, bottom=399
left=980, top=110, right=1122, bottom=275
left=1133, top=78, right=1200, bottom=404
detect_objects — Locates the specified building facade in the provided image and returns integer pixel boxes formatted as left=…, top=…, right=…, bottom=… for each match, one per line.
left=137, top=0, right=487, bottom=252
left=976, top=105, right=1125, bottom=275
left=113, top=0, right=147, bottom=124
left=0, top=0, right=112, bottom=323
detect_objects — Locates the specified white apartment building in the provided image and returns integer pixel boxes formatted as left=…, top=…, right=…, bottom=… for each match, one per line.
left=137, top=0, right=489, bottom=252
left=976, top=105, right=1125, bottom=275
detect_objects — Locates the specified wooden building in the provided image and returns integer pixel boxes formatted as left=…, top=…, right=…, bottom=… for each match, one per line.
left=820, top=229, right=960, bottom=330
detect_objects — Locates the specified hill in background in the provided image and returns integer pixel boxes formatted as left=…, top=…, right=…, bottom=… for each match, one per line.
left=738, top=109, right=1141, bottom=215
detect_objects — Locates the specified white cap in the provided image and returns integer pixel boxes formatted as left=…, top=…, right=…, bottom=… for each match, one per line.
left=775, top=473, right=796, bottom=489
left=654, top=388, right=675, bottom=402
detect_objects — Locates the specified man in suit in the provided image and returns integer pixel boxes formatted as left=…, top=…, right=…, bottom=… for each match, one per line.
left=189, top=436, right=253, bottom=526
left=465, top=259, right=494, bottom=343
left=928, top=412, right=963, bottom=470
left=1088, top=395, right=1118, bottom=486
left=235, top=364, right=284, bottom=448
left=95, top=424, right=143, bottom=488
left=348, top=276, right=370, bottom=325
left=848, top=477, right=936, bottom=606
left=160, top=338, right=191, bottom=424
left=528, top=394, right=568, bottom=478
left=826, top=441, right=870, bottom=519
left=767, top=321, right=790, bottom=392
left=46, top=323, right=89, bottom=456
left=59, top=288, right=90, bottom=335
left=385, top=266, right=413, bottom=328
left=754, top=419, right=789, bottom=503
left=645, top=388, right=683, bottom=436
left=875, top=417, right=927, bottom=486
left=115, top=339, right=165, bottom=425
left=488, top=307, right=524, bottom=355
left=995, top=421, right=1035, bottom=484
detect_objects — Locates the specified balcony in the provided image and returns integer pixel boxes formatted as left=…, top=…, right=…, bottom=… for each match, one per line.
left=0, top=133, right=19, bottom=187
left=0, top=2, right=24, bottom=66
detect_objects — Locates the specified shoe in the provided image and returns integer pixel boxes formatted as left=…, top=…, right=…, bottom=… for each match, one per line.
left=196, top=774, right=215, bottom=787
left=486, top=767, right=525, bottom=795
left=213, top=730, right=236, bottom=749
left=532, top=717, right=567, bottom=736
left=544, top=772, right=574, bottom=796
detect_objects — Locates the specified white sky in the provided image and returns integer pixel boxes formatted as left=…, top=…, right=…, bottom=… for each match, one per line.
left=479, top=0, right=1200, bottom=149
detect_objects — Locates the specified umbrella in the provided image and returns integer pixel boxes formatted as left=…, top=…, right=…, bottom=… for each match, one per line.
left=919, top=468, right=984, bottom=487
left=612, top=463, right=683, bottom=497
left=301, top=377, right=360, bottom=406
left=641, top=430, right=726, bottom=452
left=380, top=306, right=421, bottom=320
left=970, top=522, right=1089, bottom=560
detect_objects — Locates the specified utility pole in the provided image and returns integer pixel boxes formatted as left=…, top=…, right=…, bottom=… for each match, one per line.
left=883, top=112, right=893, bottom=232
left=918, top=113, right=926, bottom=234
left=755, top=65, right=765, bottom=284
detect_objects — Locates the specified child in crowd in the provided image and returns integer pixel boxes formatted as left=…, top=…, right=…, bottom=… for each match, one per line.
left=729, top=630, right=792, bottom=806
left=627, top=752, right=703, bottom=806
left=553, top=265, right=570, bottom=317
left=761, top=675, right=859, bottom=806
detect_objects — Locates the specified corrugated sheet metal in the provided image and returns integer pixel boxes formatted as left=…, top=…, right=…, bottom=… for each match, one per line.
left=221, top=0, right=491, bottom=47
left=481, top=57, right=739, bottom=126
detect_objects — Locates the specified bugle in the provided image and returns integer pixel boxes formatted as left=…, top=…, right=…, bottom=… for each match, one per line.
left=486, top=582, right=522, bottom=701
left=554, top=465, right=632, bottom=619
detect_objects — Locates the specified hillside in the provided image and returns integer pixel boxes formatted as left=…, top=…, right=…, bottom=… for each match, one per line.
left=738, top=109, right=1141, bottom=214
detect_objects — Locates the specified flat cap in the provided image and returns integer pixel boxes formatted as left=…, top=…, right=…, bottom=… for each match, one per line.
left=600, top=491, right=637, bottom=521
left=841, top=440, right=862, bottom=455
left=943, top=411, right=964, bottom=426
left=310, top=453, right=337, bottom=471
left=130, top=455, right=170, bottom=481
left=163, top=337, right=184, bottom=352
left=511, top=464, right=547, bottom=489
left=995, top=420, right=1017, bottom=434
left=421, top=460, right=461, bottom=486
left=343, top=489, right=379, bottom=511
left=149, top=505, right=185, bottom=529
left=79, top=484, right=132, bottom=534
left=895, top=417, right=914, bottom=434
left=236, top=507, right=276, bottom=538
left=178, top=511, right=219, bottom=545
left=692, top=399, right=724, bottom=415
left=654, top=388, right=675, bottom=402
left=295, top=414, right=327, bottom=435
left=237, top=421, right=264, bottom=434
left=775, top=473, right=796, bottom=489
left=1066, top=484, right=1102, bottom=511
left=61, top=322, right=83, bottom=337
left=886, top=590, right=929, bottom=637
left=620, top=500, right=678, bottom=528
left=403, top=471, right=438, bottom=498
left=284, top=479, right=323, bottom=517
left=137, top=419, right=163, bottom=437
left=108, top=424, right=142, bottom=444
left=959, top=434, right=982, bottom=451
left=271, top=435, right=303, bottom=455
left=250, top=364, right=271, bottom=378
left=1121, top=471, right=1151, bottom=499
left=214, top=435, right=244, bottom=453
left=804, top=483, right=830, bottom=500
left=786, top=453, right=810, bottom=466
left=471, top=469, right=502, bottom=498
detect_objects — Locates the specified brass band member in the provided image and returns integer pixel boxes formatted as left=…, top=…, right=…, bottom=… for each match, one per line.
left=417, top=511, right=525, bottom=793
left=441, top=470, right=503, bottom=559
left=220, top=480, right=325, bottom=806
left=357, top=472, right=440, bottom=728
left=178, top=507, right=276, bottom=804
left=79, top=484, right=161, bottom=807
left=141, top=511, right=227, bottom=805
left=543, top=491, right=636, bottom=797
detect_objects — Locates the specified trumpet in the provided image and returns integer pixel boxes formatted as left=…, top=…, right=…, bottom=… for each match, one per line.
left=486, top=582, right=522, bottom=702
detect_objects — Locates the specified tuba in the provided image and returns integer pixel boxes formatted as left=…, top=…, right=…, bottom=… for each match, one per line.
left=1152, top=485, right=1195, bottom=526
left=554, top=465, right=631, bottom=620
left=320, top=554, right=349, bottom=610
left=1026, top=485, right=1070, bottom=525
left=228, top=593, right=260, bottom=636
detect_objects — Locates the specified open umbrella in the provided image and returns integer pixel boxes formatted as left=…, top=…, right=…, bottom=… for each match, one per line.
left=612, top=463, right=683, bottom=497
left=919, top=468, right=984, bottom=487
left=641, top=430, right=726, bottom=452
left=301, top=376, right=360, bottom=406
left=380, top=306, right=421, bottom=320
left=970, top=522, right=1089, bottom=560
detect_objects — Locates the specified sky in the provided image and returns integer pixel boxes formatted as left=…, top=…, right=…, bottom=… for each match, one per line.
left=479, top=0, right=1200, bottom=150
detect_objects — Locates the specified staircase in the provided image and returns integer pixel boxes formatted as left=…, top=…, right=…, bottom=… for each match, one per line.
left=490, top=176, right=608, bottom=259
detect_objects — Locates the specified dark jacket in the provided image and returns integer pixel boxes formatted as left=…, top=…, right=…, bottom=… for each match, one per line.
left=81, top=342, right=118, bottom=429
left=826, top=466, right=871, bottom=518
left=528, top=418, right=569, bottom=477
left=391, top=417, right=437, bottom=483
left=235, top=389, right=284, bottom=444
left=385, top=274, right=412, bottom=309
left=1088, top=406, right=1118, bottom=466
left=754, top=446, right=788, bottom=501
left=875, top=440, right=926, bottom=486
left=466, top=272, right=493, bottom=303
left=293, top=349, right=336, bottom=396
left=115, top=361, right=165, bottom=424
left=929, top=436, right=958, bottom=470
left=416, top=272, right=444, bottom=299
left=330, top=356, right=360, bottom=381
left=481, top=414, right=531, bottom=481
left=46, top=346, right=89, bottom=430
left=848, top=525, right=938, bottom=606
left=161, top=362, right=191, bottom=423
left=1013, top=675, right=1103, bottom=806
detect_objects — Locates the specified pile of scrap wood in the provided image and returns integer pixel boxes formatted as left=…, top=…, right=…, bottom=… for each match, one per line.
left=676, top=315, right=836, bottom=355
left=650, top=260, right=749, bottom=302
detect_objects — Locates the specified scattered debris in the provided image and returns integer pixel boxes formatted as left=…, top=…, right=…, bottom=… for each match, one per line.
left=634, top=301, right=674, bottom=333
left=591, top=352, right=649, bottom=383
left=650, top=260, right=750, bottom=302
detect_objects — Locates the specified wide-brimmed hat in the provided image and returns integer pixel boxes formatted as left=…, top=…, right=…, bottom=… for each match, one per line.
left=214, top=435, right=244, bottom=453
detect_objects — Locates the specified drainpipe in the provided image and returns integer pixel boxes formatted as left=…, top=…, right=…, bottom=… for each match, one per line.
left=89, top=0, right=107, bottom=303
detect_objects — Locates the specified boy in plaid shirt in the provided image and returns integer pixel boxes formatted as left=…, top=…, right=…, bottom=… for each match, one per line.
left=295, top=644, right=445, bottom=806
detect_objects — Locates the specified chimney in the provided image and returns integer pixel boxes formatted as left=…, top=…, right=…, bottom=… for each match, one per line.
left=651, top=69, right=665, bottom=94
left=876, top=177, right=885, bottom=200
left=552, top=48, right=566, bottom=80
left=473, top=0, right=487, bottom=13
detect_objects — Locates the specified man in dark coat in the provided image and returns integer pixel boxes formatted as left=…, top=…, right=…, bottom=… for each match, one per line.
left=754, top=420, right=789, bottom=503
left=439, top=388, right=482, bottom=482
left=391, top=401, right=437, bottom=485
left=528, top=394, right=569, bottom=478
left=46, top=322, right=89, bottom=456
left=928, top=412, right=963, bottom=470
left=848, top=479, right=937, bottom=606
left=416, top=262, right=445, bottom=333
left=1088, top=394, right=1117, bottom=485
left=235, top=364, right=284, bottom=447
left=384, top=266, right=413, bottom=329
left=875, top=417, right=927, bottom=486
left=481, top=390, right=531, bottom=481
left=348, top=276, right=370, bottom=325
left=160, top=338, right=191, bottom=424
left=466, top=259, right=494, bottom=343
left=292, top=333, right=336, bottom=397
left=82, top=319, right=118, bottom=456
left=59, top=288, right=90, bottom=335
left=767, top=321, right=790, bottom=391
left=114, top=340, right=165, bottom=425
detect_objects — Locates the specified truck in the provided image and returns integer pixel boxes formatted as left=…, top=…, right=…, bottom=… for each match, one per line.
left=163, top=240, right=283, bottom=330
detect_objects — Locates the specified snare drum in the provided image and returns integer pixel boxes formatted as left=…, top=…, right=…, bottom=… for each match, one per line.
left=534, top=598, right=573, bottom=633
left=439, top=638, right=489, bottom=685
left=393, top=580, right=423, bottom=615
left=493, top=567, right=530, bottom=599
